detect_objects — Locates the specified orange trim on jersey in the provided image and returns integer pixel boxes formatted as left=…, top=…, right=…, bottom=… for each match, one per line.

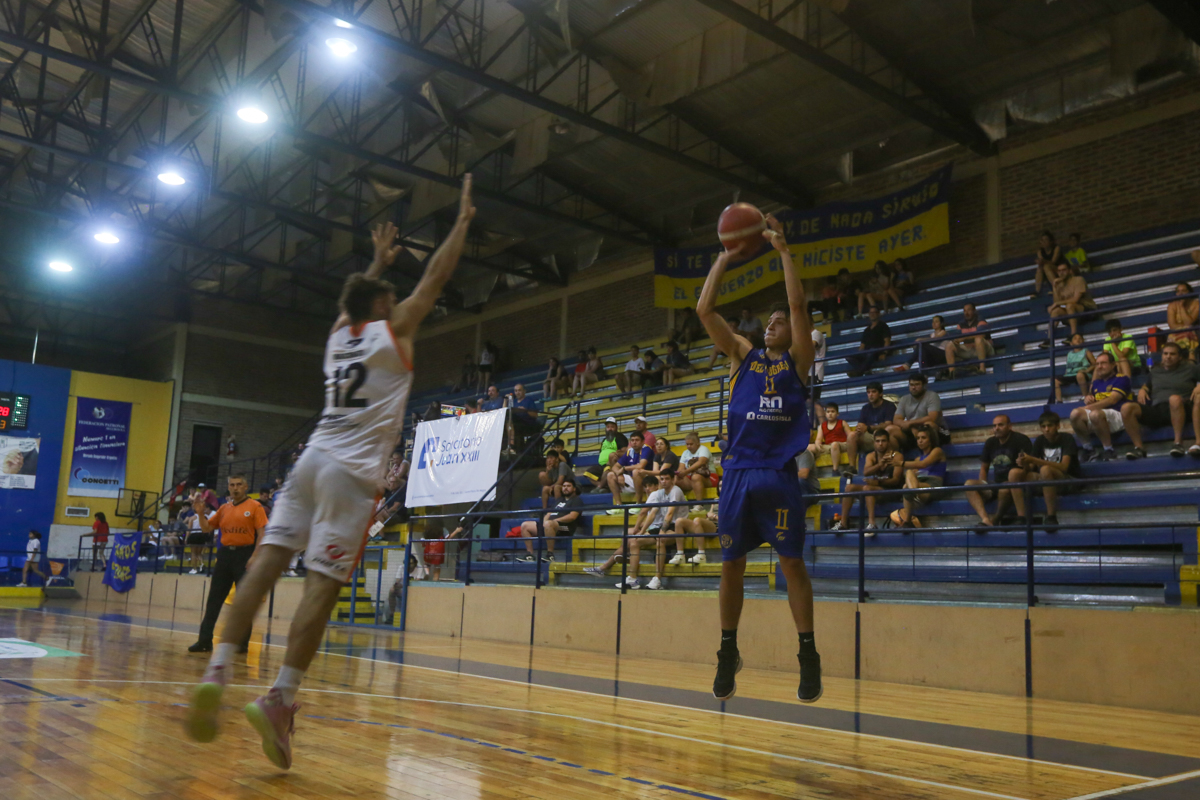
left=385, top=322, right=414, bottom=372
left=349, top=323, right=366, bottom=337
left=346, top=494, right=383, bottom=580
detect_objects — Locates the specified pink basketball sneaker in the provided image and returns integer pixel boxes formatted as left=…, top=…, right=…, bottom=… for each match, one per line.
left=244, top=689, right=297, bottom=770
left=185, top=664, right=227, bottom=743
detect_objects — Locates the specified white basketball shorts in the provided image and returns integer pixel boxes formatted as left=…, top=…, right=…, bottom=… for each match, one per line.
left=260, top=446, right=379, bottom=583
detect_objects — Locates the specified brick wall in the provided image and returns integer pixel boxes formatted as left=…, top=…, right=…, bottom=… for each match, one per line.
left=914, top=173, right=988, bottom=277
left=567, top=273, right=665, bottom=353
left=183, top=332, right=323, bottom=409
left=174, top=400, right=312, bottom=484
left=999, top=108, right=1200, bottom=259
left=481, top=300, right=561, bottom=374
left=412, top=324, right=477, bottom=393
left=125, top=333, right=176, bottom=383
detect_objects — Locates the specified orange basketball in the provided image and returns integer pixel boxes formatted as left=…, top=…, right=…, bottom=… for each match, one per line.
left=717, top=202, right=766, bottom=254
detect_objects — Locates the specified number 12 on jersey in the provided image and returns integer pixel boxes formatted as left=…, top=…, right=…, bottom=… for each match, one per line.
left=328, top=363, right=369, bottom=408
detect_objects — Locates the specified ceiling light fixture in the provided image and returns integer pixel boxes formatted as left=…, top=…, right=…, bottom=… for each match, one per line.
left=334, top=18, right=353, bottom=28
left=325, top=37, right=358, bottom=58
left=94, top=232, right=120, bottom=244
left=49, top=261, right=73, bottom=272
left=236, top=105, right=269, bottom=124
left=157, top=171, right=186, bottom=186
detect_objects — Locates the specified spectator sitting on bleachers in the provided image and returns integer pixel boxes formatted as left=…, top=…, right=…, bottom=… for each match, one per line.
left=544, top=357, right=569, bottom=401
left=736, top=307, right=764, bottom=346
left=1068, top=352, right=1131, bottom=462
left=1047, top=262, right=1096, bottom=338
left=641, top=349, right=667, bottom=388
left=796, top=449, right=821, bottom=495
left=539, top=451, right=570, bottom=508
left=1064, top=233, right=1091, bottom=272
left=1121, top=342, right=1200, bottom=459
left=1167, top=282, right=1199, bottom=361
left=895, top=315, right=950, bottom=376
left=807, top=403, right=848, bottom=473
left=891, top=425, right=946, bottom=529
left=676, top=432, right=712, bottom=508
left=634, top=437, right=679, bottom=502
left=847, top=381, right=897, bottom=479
left=1033, top=231, right=1066, bottom=296
left=860, top=260, right=904, bottom=315
left=452, top=352, right=476, bottom=392
left=1055, top=333, right=1096, bottom=403
left=944, top=303, right=993, bottom=376
left=615, top=345, right=644, bottom=394
left=594, top=471, right=686, bottom=590
left=547, top=437, right=572, bottom=467
left=833, top=430, right=904, bottom=535
left=605, top=431, right=652, bottom=511
left=669, top=308, right=704, bottom=354
left=891, top=257, right=916, bottom=296
left=1011, top=411, right=1081, bottom=530
left=671, top=502, right=717, bottom=565
left=516, top=476, right=583, bottom=563
left=573, top=347, right=607, bottom=397
left=810, top=277, right=840, bottom=322
left=633, top=415, right=656, bottom=450
left=1103, top=319, right=1142, bottom=379
left=480, top=384, right=503, bottom=411
left=964, top=415, right=1033, bottom=528
left=504, top=383, right=540, bottom=452
left=845, top=306, right=891, bottom=377
left=834, top=268, right=858, bottom=320
left=887, top=373, right=947, bottom=450
left=591, top=417, right=628, bottom=486
left=663, top=340, right=695, bottom=386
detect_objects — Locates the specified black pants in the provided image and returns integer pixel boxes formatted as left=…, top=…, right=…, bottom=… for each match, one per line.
left=197, top=545, right=254, bottom=646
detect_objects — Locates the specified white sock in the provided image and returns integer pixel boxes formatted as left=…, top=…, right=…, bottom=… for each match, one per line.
left=272, top=665, right=305, bottom=706
left=210, top=642, right=238, bottom=670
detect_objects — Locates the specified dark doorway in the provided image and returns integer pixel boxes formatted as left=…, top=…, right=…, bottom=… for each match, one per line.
left=189, top=424, right=222, bottom=485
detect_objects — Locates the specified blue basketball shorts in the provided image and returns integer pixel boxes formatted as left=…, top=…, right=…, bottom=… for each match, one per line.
left=717, top=467, right=808, bottom=562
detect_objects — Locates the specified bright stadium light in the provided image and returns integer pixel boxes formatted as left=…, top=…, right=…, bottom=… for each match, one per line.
left=325, top=37, right=358, bottom=58
left=236, top=105, right=269, bottom=124
left=49, top=260, right=73, bottom=272
left=94, top=231, right=120, bottom=245
left=158, top=171, right=186, bottom=186
left=334, top=18, right=353, bottom=28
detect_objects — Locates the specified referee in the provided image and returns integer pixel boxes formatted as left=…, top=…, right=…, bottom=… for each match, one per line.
left=187, top=474, right=268, bottom=653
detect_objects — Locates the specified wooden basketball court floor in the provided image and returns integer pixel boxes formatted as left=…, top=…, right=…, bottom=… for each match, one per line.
left=2, top=601, right=1199, bottom=800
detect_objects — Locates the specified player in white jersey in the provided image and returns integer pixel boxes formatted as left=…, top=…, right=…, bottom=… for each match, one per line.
left=185, top=176, right=476, bottom=769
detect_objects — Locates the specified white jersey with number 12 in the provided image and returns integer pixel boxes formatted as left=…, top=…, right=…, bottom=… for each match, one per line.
left=305, top=319, right=413, bottom=485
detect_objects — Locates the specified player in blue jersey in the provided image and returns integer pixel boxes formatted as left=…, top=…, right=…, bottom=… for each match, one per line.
left=697, top=214, right=821, bottom=703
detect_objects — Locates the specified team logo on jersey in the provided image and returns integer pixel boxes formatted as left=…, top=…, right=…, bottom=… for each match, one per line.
left=719, top=534, right=733, bottom=549
left=346, top=338, right=363, bottom=347
left=759, top=395, right=783, bottom=410
left=324, top=544, right=346, bottom=561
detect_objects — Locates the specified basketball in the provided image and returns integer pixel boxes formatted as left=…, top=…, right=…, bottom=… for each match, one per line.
left=717, top=202, right=766, bottom=254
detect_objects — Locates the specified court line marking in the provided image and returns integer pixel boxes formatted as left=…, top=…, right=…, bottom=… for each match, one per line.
left=12, top=610, right=1158, bottom=783
left=1062, top=769, right=1200, bottom=800
left=31, top=678, right=1032, bottom=800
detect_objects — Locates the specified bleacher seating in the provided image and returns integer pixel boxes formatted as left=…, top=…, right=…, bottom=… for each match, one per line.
left=403, top=220, right=1200, bottom=604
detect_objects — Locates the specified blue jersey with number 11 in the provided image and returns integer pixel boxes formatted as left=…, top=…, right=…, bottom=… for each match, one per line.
left=724, top=349, right=810, bottom=471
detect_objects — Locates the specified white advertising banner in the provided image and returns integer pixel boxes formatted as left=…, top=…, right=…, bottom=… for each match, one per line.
left=405, top=409, right=506, bottom=507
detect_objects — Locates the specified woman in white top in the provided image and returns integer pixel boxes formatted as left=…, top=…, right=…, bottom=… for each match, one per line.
left=17, top=530, right=45, bottom=587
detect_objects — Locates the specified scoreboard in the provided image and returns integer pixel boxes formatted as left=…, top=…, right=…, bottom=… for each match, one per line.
left=0, top=392, right=30, bottom=431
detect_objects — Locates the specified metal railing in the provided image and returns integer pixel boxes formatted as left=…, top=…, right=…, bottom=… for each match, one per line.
left=327, top=469, right=1200, bottom=634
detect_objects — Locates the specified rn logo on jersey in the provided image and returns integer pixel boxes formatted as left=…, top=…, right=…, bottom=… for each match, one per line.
left=759, top=395, right=783, bottom=410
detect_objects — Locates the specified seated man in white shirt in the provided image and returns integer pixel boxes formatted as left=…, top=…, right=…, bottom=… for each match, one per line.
left=584, top=471, right=686, bottom=590
left=675, top=431, right=713, bottom=511
left=614, top=345, right=645, bottom=394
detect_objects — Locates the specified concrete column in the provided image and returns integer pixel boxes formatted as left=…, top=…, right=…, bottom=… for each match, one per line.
left=162, top=323, right=188, bottom=506
left=985, top=157, right=1002, bottom=264
left=559, top=296, right=569, bottom=359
